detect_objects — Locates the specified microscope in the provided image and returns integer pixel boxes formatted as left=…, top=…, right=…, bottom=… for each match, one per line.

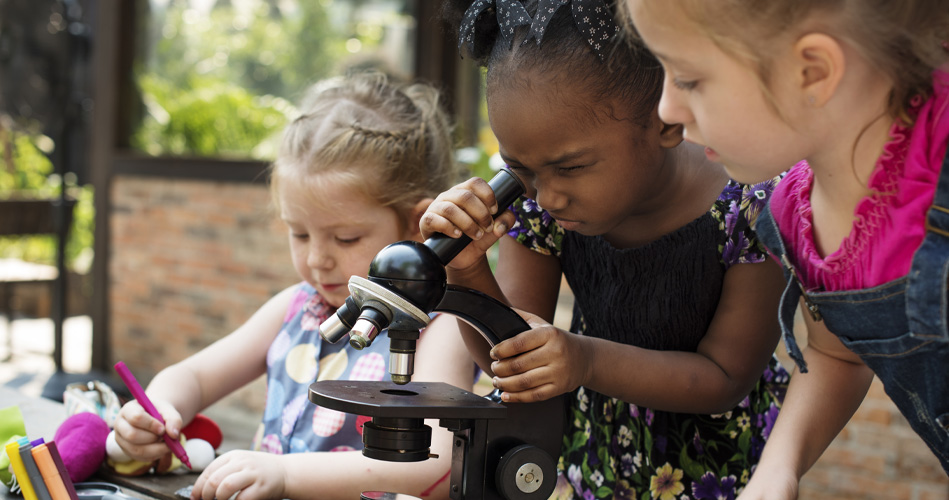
left=309, top=169, right=564, bottom=500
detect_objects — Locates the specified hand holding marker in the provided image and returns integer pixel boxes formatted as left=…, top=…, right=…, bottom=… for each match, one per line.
left=114, top=361, right=192, bottom=469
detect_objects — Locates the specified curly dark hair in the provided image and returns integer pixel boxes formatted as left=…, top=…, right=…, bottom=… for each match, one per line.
left=440, top=0, right=664, bottom=125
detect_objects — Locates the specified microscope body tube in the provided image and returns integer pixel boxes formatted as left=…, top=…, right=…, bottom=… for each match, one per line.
left=424, top=168, right=526, bottom=267
left=317, top=169, right=527, bottom=384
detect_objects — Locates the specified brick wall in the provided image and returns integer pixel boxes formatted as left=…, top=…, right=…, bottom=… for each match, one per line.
left=109, top=175, right=299, bottom=415
left=799, top=377, right=948, bottom=499
left=785, top=314, right=949, bottom=499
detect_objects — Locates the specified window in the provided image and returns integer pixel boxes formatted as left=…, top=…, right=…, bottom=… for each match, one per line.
left=131, top=0, right=418, bottom=160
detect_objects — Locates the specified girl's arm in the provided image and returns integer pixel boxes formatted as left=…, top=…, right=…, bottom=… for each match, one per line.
left=737, top=306, right=874, bottom=500
left=115, top=285, right=296, bottom=460
left=444, top=234, right=563, bottom=373
left=491, top=258, right=786, bottom=413
left=192, top=314, right=475, bottom=500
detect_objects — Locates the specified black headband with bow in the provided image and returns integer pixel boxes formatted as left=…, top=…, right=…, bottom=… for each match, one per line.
left=459, top=0, right=620, bottom=61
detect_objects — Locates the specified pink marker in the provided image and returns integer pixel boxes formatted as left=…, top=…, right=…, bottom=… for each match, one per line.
left=114, top=361, right=192, bottom=469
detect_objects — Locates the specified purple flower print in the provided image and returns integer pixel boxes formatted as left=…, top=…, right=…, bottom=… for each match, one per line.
left=655, top=435, right=667, bottom=455
left=724, top=200, right=739, bottom=235
left=645, top=408, right=654, bottom=426
left=621, top=453, right=635, bottom=478
left=747, top=179, right=776, bottom=219
left=614, top=480, right=635, bottom=500
left=692, top=429, right=705, bottom=456
left=568, top=464, right=583, bottom=494
left=719, top=182, right=743, bottom=202
left=692, top=472, right=737, bottom=500
left=762, top=403, right=780, bottom=440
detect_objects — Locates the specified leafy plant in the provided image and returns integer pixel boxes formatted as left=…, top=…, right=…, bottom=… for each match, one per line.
left=0, top=130, right=94, bottom=271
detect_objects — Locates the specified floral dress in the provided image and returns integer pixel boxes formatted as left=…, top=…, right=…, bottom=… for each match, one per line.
left=507, top=179, right=789, bottom=500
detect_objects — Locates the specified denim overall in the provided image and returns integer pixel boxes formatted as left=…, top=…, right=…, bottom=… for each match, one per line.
left=754, top=151, right=949, bottom=473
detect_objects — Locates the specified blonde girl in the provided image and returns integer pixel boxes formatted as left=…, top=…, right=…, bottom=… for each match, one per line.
left=113, top=72, right=473, bottom=500
left=626, top=0, right=949, bottom=495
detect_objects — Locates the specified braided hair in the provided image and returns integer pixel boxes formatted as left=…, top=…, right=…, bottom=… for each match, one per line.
left=271, top=71, right=463, bottom=221
left=440, top=0, right=664, bottom=125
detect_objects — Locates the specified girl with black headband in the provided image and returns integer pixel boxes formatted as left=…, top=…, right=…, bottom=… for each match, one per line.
left=423, top=1, right=789, bottom=497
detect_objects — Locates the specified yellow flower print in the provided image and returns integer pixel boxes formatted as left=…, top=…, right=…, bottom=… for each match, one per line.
left=649, top=463, right=685, bottom=500
left=737, top=412, right=751, bottom=432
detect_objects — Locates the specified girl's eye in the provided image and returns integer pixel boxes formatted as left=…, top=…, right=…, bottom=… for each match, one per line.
left=291, top=232, right=309, bottom=240
left=672, top=78, right=698, bottom=91
left=558, top=165, right=585, bottom=174
left=336, top=237, right=360, bottom=245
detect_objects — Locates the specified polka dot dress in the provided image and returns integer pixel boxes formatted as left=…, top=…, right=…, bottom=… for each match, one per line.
left=254, top=283, right=390, bottom=454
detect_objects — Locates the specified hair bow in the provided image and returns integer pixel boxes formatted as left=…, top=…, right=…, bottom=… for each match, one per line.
left=459, top=0, right=533, bottom=54
left=526, top=0, right=619, bottom=61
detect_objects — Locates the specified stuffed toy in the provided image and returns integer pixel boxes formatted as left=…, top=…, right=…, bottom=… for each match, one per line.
left=53, top=412, right=111, bottom=483
left=53, top=380, right=223, bottom=480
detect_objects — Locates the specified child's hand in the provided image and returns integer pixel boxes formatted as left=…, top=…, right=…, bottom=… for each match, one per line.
left=488, top=310, right=594, bottom=403
left=113, top=398, right=184, bottom=462
left=421, top=176, right=517, bottom=271
left=191, top=450, right=288, bottom=500
left=735, top=466, right=797, bottom=500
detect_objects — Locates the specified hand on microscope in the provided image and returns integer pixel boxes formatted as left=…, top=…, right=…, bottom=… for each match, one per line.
left=421, top=175, right=518, bottom=273
left=488, top=309, right=595, bottom=403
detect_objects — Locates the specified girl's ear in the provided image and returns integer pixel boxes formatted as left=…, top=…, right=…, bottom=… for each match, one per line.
left=405, top=197, right=435, bottom=239
left=658, top=120, right=685, bottom=149
left=793, top=33, right=845, bottom=107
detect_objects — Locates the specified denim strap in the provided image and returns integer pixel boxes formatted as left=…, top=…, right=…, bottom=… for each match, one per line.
left=906, top=145, right=949, bottom=341
left=756, top=205, right=809, bottom=372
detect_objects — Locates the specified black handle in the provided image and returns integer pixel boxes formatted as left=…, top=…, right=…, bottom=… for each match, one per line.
left=424, top=169, right=525, bottom=267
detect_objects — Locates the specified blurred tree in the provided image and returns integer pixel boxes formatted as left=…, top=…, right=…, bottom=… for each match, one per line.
left=132, top=0, right=415, bottom=158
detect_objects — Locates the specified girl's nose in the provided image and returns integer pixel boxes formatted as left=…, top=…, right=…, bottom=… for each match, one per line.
left=533, top=179, right=567, bottom=213
left=307, top=245, right=334, bottom=270
left=657, top=77, right=691, bottom=126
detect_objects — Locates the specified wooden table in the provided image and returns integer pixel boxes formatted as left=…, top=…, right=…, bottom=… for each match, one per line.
left=1, top=385, right=198, bottom=500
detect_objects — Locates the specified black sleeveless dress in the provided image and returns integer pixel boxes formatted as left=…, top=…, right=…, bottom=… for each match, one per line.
left=506, top=179, right=788, bottom=500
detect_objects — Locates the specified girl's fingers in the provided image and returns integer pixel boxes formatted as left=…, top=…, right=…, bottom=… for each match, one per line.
left=121, top=403, right=165, bottom=436
left=490, top=328, right=548, bottom=361
left=426, top=198, right=485, bottom=240
left=496, top=381, right=559, bottom=404
left=460, top=176, right=501, bottom=217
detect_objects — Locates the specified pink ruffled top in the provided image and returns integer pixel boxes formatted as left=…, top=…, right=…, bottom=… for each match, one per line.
left=770, top=69, right=949, bottom=291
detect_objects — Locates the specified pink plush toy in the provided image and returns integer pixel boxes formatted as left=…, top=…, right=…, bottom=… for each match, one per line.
left=53, top=412, right=110, bottom=482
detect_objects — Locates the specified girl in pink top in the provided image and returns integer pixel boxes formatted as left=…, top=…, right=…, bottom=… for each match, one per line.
left=625, top=0, right=949, bottom=497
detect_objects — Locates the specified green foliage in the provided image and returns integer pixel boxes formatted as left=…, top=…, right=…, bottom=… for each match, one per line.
left=0, top=132, right=94, bottom=270
left=133, top=74, right=291, bottom=158
left=131, top=0, right=405, bottom=159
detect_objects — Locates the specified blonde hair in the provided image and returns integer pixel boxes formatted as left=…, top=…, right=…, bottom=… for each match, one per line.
left=666, top=0, right=949, bottom=121
left=270, top=71, right=463, bottom=221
